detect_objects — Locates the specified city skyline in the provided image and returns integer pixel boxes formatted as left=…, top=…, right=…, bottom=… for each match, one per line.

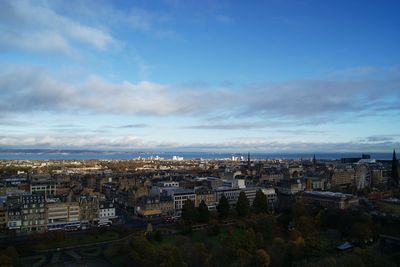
left=1, top=0, right=400, bottom=152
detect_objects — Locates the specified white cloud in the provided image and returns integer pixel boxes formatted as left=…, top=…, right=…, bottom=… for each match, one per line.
left=0, top=134, right=177, bottom=150
left=0, top=134, right=398, bottom=153
left=1, top=66, right=399, bottom=121
left=0, top=1, right=115, bottom=55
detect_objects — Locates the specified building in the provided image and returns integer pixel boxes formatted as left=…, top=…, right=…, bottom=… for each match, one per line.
left=370, top=168, right=389, bottom=186
left=222, top=179, right=246, bottom=189
left=5, top=196, right=22, bottom=233
left=195, top=187, right=217, bottom=210
left=79, top=195, right=99, bottom=225
left=156, top=181, right=179, bottom=188
left=215, top=187, right=241, bottom=206
left=20, top=194, right=46, bottom=233
left=242, top=187, right=259, bottom=204
left=99, top=201, right=116, bottom=223
left=261, top=188, right=277, bottom=209
left=331, top=168, right=354, bottom=187
left=275, top=179, right=304, bottom=195
left=202, top=177, right=222, bottom=189
left=30, top=177, right=56, bottom=197
left=47, top=201, right=80, bottom=230
left=303, top=177, right=326, bottom=191
left=0, top=198, right=7, bottom=231
left=136, top=196, right=174, bottom=218
left=299, top=191, right=359, bottom=210
left=260, top=173, right=284, bottom=184
left=163, top=188, right=195, bottom=215
left=377, top=198, right=400, bottom=217
left=354, top=164, right=371, bottom=189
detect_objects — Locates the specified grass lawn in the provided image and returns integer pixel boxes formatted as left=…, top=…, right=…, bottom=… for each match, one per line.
left=34, top=231, right=120, bottom=250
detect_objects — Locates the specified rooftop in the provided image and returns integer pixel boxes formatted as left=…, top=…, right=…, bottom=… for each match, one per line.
left=303, top=191, right=354, bottom=199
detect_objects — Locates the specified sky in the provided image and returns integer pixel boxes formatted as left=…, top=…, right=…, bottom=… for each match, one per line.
left=0, top=0, right=400, bottom=153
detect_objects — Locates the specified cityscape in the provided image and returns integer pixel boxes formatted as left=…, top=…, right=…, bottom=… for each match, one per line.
left=1, top=0, right=400, bottom=267
left=0, top=153, right=399, bottom=266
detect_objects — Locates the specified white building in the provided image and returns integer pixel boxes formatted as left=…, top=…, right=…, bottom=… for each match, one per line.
left=157, top=181, right=180, bottom=188
left=222, top=179, right=246, bottom=189
left=169, top=189, right=196, bottom=215
left=99, top=201, right=116, bottom=222
left=172, top=156, right=184, bottom=161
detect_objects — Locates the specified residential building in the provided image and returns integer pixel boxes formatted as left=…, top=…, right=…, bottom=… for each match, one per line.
left=79, top=195, right=99, bottom=225
left=99, top=201, right=116, bottom=223
left=299, top=191, right=359, bottom=210
left=137, top=195, right=175, bottom=218
left=47, top=201, right=80, bottom=230
left=195, top=187, right=217, bottom=210
left=20, top=195, right=46, bottom=233
left=0, top=198, right=6, bottom=231
left=6, top=196, right=22, bottom=233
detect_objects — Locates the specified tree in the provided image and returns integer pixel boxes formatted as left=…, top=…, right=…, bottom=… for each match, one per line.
left=392, top=149, right=399, bottom=186
left=253, top=189, right=268, bottom=213
left=254, top=249, right=271, bottom=267
left=207, top=223, right=220, bottom=236
left=197, top=200, right=210, bottom=223
left=217, top=195, right=230, bottom=220
left=154, top=229, right=163, bottom=242
left=254, top=214, right=276, bottom=241
left=159, top=244, right=187, bottom=267
left=130, top=235, right=158, bottom=266
left=182, top=199, right=196, bottom=225
left=236, top=191, right=250, bottom=217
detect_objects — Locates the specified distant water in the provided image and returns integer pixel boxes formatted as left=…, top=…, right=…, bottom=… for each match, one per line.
left=0, top=150, right=393, bottom=161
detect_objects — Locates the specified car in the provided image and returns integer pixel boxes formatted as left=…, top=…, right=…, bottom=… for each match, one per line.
left=162, top=215, right=174, bottom=224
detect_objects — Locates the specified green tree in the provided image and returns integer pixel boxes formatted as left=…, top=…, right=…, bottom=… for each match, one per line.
left=236, top=191, right=250, bottom=217
left=159, top=244, right=187, bottom=267
left=253, top=189, right=268, bottom=213
left=197, top=200, right=210, bottom=223
left=188, top=242, right=212, bottom=267
left=181, top=199, right=196, bottom=225
left=254, top=214, right=276, bottom=241
left=217, top=195, right=230, bottom=220
left=130, top=235, right=158, bottom=266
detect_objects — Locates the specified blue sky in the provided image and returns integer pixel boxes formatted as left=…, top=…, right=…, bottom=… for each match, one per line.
left=0, top=0, right=399, bottom=152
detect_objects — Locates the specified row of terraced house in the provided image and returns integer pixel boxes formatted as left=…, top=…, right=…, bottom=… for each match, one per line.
left=0, top=193, right=116, bottom=234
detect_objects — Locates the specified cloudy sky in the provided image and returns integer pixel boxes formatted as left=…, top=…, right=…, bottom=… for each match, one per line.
left=1, top=0, right=400, bottom=152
